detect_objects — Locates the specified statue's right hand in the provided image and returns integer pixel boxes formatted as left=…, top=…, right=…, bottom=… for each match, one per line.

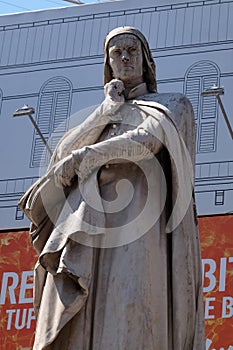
left=53, top=154, right=76, bottom=188
left=104, top=79, right=125, bottom=103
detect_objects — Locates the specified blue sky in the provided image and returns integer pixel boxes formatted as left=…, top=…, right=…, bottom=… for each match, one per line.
left=0, top=0, right=101, bottom=15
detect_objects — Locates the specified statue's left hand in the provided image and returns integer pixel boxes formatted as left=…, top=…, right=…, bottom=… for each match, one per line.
left=53, top=154, right=76, bottom=188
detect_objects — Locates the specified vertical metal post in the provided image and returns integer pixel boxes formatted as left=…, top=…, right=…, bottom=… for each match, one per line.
left=27, top=113, right=53, bottom=155
left=216, top=95, right=233, bottom=140
left=201, top=86, right=233, bottom=140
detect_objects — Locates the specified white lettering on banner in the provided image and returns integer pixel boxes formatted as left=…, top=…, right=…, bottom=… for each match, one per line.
left=202, top=257, right=233, bottom=321
left=0, top=271, right=33, bottom=305
left=0, top=272, right=18, bottom=304
left=19, top=271, right=34, bottom=304
left=219, top=258, right=227, bottom=292
left=6, top=308, right=36, bottom=330
left=204, top=296, right=233, bottom=319
left=204, top=297, right=215, bottom=319
left=202, top=257, right=233, bottom=293
left=206, top=338, right=233, bottom=350
left=202, top=259, right=216, bottom=293
left=222, top=297, right=233, bottom=318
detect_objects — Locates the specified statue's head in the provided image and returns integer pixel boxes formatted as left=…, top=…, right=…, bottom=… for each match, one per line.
left=104, top=26, right=157, bottom=92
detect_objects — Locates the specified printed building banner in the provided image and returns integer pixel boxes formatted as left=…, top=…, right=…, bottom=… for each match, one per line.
left=0, top=215, right=233, bottom=349
left=0, top=230, right=37, bottom=350
left=200, top=215, right=233, bottom=350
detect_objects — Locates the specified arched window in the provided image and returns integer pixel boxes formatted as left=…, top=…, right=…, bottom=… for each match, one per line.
left=184, top=61, right=220, bottom=153
left=31, top=77, right=72, bottom=167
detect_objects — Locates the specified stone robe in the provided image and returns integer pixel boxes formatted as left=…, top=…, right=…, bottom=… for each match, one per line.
left=19, top=87, right=205, bottom=350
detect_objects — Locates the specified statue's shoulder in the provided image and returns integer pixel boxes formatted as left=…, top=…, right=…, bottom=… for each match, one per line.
left=141, top=92, right=193, bottom=114
left=138, top=92, right=195, bottom=144
left=140, top=92, right=194, bottom=125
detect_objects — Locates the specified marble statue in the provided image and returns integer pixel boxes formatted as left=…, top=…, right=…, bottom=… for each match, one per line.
left=19, top=26, right=205, bottom=349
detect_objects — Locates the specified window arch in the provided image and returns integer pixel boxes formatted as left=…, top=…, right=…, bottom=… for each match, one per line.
left=31, top=77, right=72, bottom=167
left=184, top=61, right=220, bottom=153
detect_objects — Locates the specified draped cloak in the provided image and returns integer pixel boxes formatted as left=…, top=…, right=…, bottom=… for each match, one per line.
left=19, top=89, right=205, bottom=350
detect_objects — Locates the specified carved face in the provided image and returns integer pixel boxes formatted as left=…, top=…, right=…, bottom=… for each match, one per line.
left=108, top=34, right=144, bottom=84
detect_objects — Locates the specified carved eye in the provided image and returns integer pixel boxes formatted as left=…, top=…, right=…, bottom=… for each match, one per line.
left=112, top=49, right=121, bottom=56
left=129, top=47, right=138, bottom=55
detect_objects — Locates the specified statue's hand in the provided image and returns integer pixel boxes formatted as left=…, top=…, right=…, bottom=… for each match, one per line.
left=104, top=79, right=125, bottom=103
left=53, top=154, right=76, bottom=188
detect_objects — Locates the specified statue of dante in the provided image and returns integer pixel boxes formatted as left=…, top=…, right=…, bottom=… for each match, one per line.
left=19, top=27, right=205, bottom=349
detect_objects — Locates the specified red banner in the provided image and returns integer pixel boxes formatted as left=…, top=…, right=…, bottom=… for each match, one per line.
left=200, top=215, right=233, bottom=350
left=0, top=230, right=37, bottom=349
left=0, top=215, right=233, bottom=349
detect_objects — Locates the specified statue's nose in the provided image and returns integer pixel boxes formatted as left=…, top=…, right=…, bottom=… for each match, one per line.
left=121, top=49, right=129, bottom=62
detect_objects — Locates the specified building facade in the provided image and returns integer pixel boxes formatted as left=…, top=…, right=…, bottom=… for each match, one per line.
left=0, top=0, right=232, bottom=228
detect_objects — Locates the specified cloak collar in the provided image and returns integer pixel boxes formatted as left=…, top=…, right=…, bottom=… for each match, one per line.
left=127, top=83, right=148, bottom=100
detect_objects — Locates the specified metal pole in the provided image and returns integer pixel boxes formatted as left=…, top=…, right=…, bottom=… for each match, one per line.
left=13, top=105, right=53, bottom=156
left=27, top=114, right=53, bottom=156
left=216, top=95, right=233, bottom=140
left=201, top=86, right=233, bottom=140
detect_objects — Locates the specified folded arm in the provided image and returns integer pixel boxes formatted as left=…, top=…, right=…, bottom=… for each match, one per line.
left=53, top=113, right=165, bottom=187
left=73, top=114, right=164, bottom=182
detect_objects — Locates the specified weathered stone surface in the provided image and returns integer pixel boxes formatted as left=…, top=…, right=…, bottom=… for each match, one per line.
left=19, top=26, right=205, bottom=350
